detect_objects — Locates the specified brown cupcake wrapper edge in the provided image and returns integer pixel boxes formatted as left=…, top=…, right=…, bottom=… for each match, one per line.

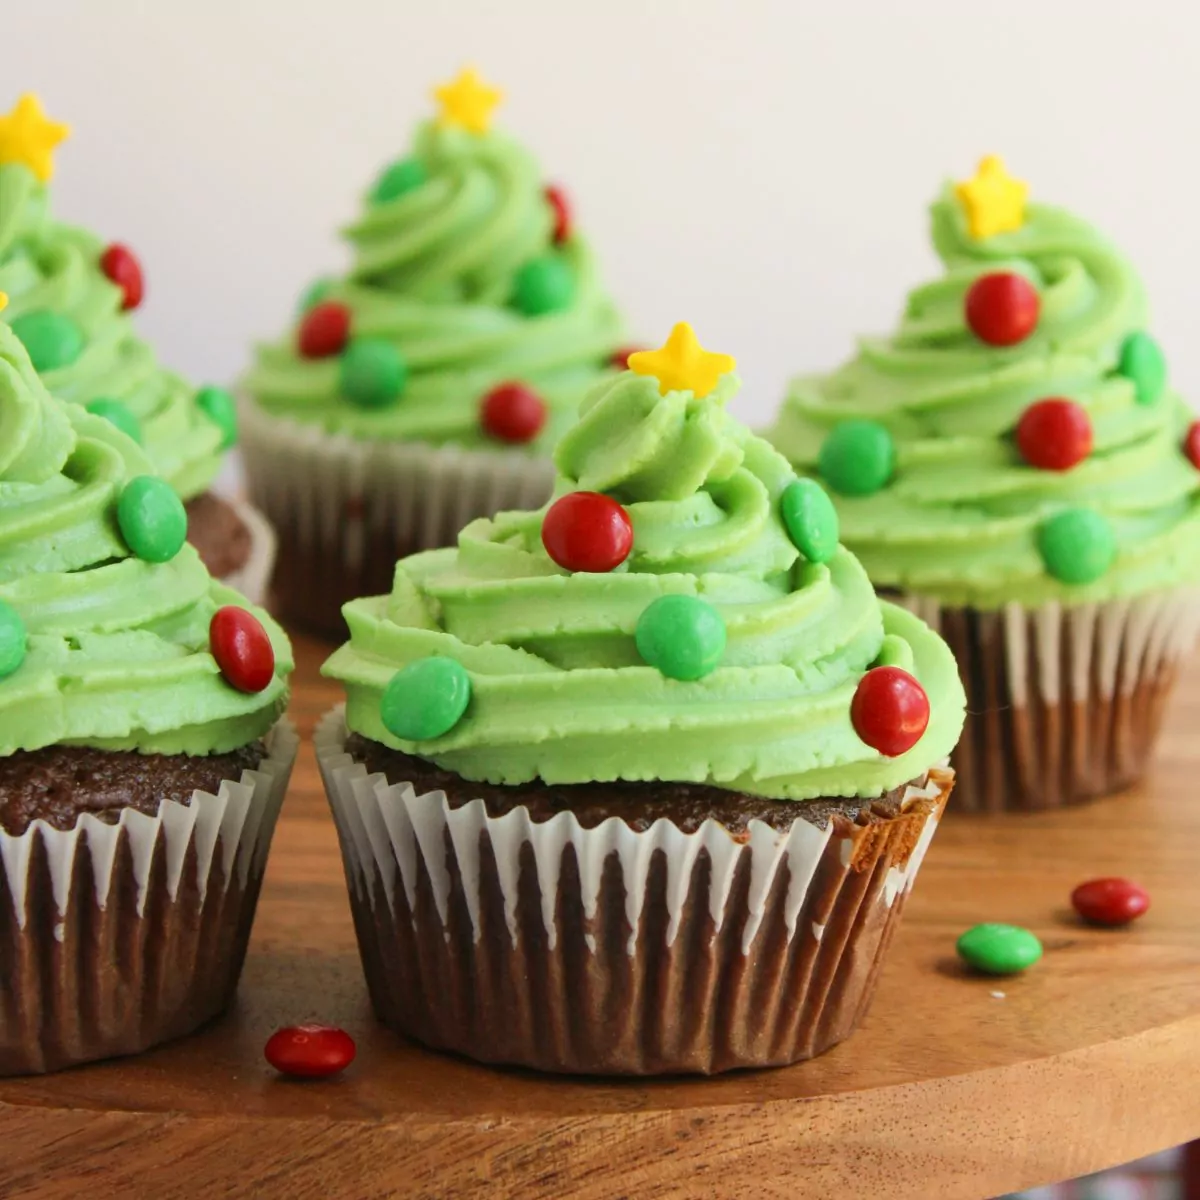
left=316, top=707, right=953, bottom=1075
left=893, top=588, right=1200, bottom=811
left=0, top=720, right=298, bottom=1075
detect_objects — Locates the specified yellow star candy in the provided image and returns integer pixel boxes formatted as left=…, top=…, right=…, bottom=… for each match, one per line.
left=627, top=323, right=736, bottom=399
left=0, top=94, right=70, bottom=183
left=0, top=292, right=7, bottom=313
left=955, top=155, right=1028, bottom=240
left=433, top=67, right=504, bottom=135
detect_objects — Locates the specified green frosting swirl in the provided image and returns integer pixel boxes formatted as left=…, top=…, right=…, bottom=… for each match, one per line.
left=768, top=185, right=1200, bottom=609
left=0, top=320, right=291, bottom=757
left=0, top=163, right=227, bottom=499
left=246, top=121, right=624, bottom=451
left=324, top=370, right=965, bottom=800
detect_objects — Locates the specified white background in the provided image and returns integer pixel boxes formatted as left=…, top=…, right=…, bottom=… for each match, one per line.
left=7, top=0, right=1200, bottom=435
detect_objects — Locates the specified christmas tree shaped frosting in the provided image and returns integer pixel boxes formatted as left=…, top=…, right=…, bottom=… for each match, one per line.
left=0, top=296, right=290, bottom=757
left=247, top=67, right=625, bottom=452
left=0, top=94, right=238, bottom=501
left=324, top=323, right=965, bottom=800
left=768, top=156, right=1200, bottom=609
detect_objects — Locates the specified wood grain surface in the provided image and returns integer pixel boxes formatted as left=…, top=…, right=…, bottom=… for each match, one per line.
left=1, top=632, right=1199, bottom=1200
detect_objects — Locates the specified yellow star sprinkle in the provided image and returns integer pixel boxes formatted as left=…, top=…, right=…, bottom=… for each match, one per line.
left=433, top=67, right=504, bottom=135
left=0, top=292, right=8, bottom=313
left=955, top=155, right=1028, bottom=240
left=627, top=323, right=736, bottom=399
left=0, top=94, right=70, bottom=183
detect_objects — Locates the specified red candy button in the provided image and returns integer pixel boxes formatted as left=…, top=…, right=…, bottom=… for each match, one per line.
left=610, top=346, right=644, bottom=370
left=1071, top=877, right=1150, bottom=927
left=297, top=301, right=351, bottom=359
left=545, top=184, right=572, bottom=244
left=542, top=491, right=634, bottom=573
left=100, top=243, right=144, bottom=310
left=210, top=606, right=275, bottom=694
left=851, top=666, right=930, bottom=757
left=480, top=382, right=547, bottom=444
left=265, top=1025, right=356, bottom=1079
left=964, top=272, right=1039, bottom=347
left=1185, top=421, right=1200, bottom=470
left=1016, top=397, right=1093, bottom=471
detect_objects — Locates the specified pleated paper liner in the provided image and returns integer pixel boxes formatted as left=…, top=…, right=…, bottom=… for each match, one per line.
left=316, top=708, right=953, bottom=1076
left=893, top=588, right=1200, bottom=812
left=239, top=400, right=556, bottom=639
left=0, top=721, right=298, bottom=1076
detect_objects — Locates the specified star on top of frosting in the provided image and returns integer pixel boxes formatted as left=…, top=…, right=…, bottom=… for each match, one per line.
left=955, top=155, right=1028, bottom=240
left=628, top=323, right=736, bottom=399
left=433, top=67, right=504, bottom=135
left=0, top=94, right=70, bottom=183
left=0, top=292, right=7, bottom=312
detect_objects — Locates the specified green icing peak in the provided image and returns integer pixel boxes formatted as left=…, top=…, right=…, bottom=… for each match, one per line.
left=0, top=319, right=292, bottom=756
left=324, top=365, right=965, bottom=801
left=246, top=115, right=624, bottom=452
left=767, top=182, right=1200, bottom=609
left=0, top=161, right=230, bottom=500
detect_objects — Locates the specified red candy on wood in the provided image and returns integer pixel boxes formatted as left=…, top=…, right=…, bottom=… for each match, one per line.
left=1185, top=421, right=1200, bottom=470
left=297, top=301, right=351, bottom=359
left=964, top=272, right=1039, bottom=347
left=210, top=606, right=275, bottom=694
left=1071, top=877, right=1150, bottom=927
left=1016, top=398, right=1093, bottom=471
left=545, top=184, right=572, bottom=244
left=480, top=382, right=547, bottom=444
left=100, top=243, right=144, bottom=310
left=542, top=491, right=634, bottom=573
left=851, top=666, right=930, bottom=757
left=265, top=1025, right=356, bottom=1078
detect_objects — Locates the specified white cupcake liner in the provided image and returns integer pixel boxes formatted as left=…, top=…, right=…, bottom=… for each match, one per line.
left=892, top=586, right=1200, bottom=810
left=316, top=708, right=952, bottom=1074
left=239, top=399, right=554, bottom=633
left=0, top=720, right=298, bottom=1074
left=218, top=497, right=276, bottom=607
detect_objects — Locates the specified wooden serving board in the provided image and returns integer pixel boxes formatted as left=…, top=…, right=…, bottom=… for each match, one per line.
left=1, top=633, right=1199, bottom=1199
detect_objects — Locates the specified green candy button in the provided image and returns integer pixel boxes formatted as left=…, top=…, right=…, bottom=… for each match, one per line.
left=512, top=255, right=575, bottom=317
left=1118, top=331, right=1166, bottom=405
left=10, top=310, right=85, bottom=372
left=86, top=398, right=141, bottom=444
left=341, top=339, right=407, bottom=408
left=956, top=923, right=1043, bottom=975
left=196, top=385, right=238, bottom=450
left=818, top=419, right=895, bottom=496
left=299, top=277, right=334, bottom=314
left=636, top=594, right=726, bottom=681
left=0, top=598, right=27, bottom=679
left=780, top=478, right=839, bottom=564
left=372, top=156, right=428, bottom=204
left=117, top=475, right=188, bottom=563
left=1037, top=508, right=1116, bottom=585
left=381, top=656, right=472, bottom=741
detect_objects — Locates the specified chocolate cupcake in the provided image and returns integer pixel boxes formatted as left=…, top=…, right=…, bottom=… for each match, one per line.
left=0, top=304, right=296, bottom=1075
left=317, top=322, right=964, bottom=1075
left=0, top=94, right=275, bottom=602
left=242, top=67, right=625, bottom=637
left=767, top=156, right=1200, bottom=811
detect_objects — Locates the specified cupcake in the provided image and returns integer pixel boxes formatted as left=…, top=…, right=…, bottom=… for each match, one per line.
left=243, top=67, right=626, bottom=637
left=0, top=300, right=296, bottom=1075
left=0, top=94, right=275, bottom=603
left=767, top=157, right=1200, bottom=812
left=317, top=322, right=964, bottom=1075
